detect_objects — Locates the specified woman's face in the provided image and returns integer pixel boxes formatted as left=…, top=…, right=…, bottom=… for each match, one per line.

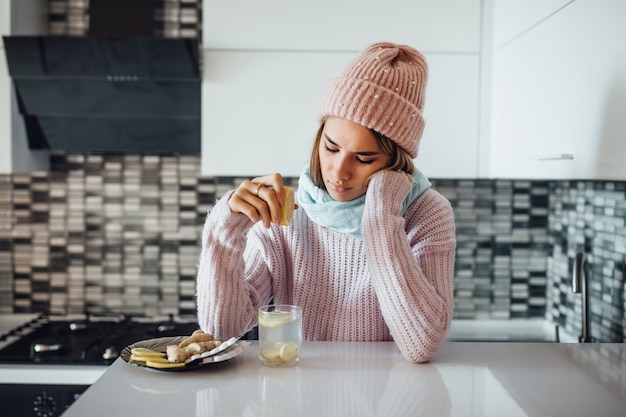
left=318, top=117, right=391, bottom=202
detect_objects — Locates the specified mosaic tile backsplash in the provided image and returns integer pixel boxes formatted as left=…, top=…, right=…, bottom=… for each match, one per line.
left=0, top=154, right=624, bottom=342
left=48, top=0, right=202, bottom=39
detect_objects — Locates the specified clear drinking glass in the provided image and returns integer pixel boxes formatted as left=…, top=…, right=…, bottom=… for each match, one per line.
left=258, top=304, right=302, bottom=367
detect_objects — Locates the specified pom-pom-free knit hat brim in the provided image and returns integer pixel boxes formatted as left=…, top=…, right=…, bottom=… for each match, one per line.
left=318, top=42, right=428, bottom=158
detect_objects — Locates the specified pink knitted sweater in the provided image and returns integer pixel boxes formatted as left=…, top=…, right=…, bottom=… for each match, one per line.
left=196, top=171, right=456, bottom=363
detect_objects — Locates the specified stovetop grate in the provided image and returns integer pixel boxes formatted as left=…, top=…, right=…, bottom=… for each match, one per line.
left=0, top=315, right=201, bottom=365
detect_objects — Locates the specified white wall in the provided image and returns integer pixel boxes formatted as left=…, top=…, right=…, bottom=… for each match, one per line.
left=0, top=1, right=13, bottom=172
left=0, top=0, right=49, bottom=174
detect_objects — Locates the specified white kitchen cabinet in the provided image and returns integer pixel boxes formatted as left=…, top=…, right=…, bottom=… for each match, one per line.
left=489, top=0, right=626, bottom=179
left=492, top=0, right=573, bottom=48
left=203, top=0, right=481, bottom=53
left=418, top=54, right=479, bottom=178
left=202, top=50, right=480, bottom=178
left=201, top=50, right=346, bottom=177
left=201, top=0, right=482, bottom=178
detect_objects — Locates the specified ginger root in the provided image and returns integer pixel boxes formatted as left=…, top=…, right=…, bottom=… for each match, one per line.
left=165, top=330, right=221, bottom=363
left=178, top=329, right=214, bottom=348
left=166, top=345, right=188, bottom=363
left=185, top=340, right=221, bottom=354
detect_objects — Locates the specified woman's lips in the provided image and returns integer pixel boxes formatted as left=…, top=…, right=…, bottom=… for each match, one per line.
left=328, top=182, right=351, bottom=194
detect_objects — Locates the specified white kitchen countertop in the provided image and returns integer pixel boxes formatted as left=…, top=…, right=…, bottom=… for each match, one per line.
left=61, top=341, right=626, bottom=417
left=0, top=315, right=581, bottom=388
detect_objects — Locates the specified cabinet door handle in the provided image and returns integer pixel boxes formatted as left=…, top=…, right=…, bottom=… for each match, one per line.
left=538, top=154, right=574, bottom=161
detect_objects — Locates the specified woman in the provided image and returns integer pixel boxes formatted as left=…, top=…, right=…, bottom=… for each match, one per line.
left=196, top=42, right=456, bottom=363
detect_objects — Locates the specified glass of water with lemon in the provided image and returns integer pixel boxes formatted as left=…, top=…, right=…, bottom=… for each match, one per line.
left=258, top=305, right=302, bottom=367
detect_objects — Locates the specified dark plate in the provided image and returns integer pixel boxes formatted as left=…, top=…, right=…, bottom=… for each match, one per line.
left=121, top=336, right=248, bottom=372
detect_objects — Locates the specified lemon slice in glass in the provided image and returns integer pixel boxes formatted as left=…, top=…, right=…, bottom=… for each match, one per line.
left=258, top=312, right=292, bottom=328
left=279, top=341, right=299, bottom=363
left=260, top=346, right=283, bottom=364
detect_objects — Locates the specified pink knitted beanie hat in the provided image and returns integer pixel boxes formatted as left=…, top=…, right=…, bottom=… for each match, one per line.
left=318, top=42, right=428, bottom=158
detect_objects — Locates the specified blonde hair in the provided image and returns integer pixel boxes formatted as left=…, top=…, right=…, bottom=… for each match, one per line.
left=309, top=118, right=415, bottom=189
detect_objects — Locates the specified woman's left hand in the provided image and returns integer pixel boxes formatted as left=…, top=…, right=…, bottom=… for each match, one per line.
left=228, top=173, right=288, bottom=227
left=368, top=168, right=412, bottom=187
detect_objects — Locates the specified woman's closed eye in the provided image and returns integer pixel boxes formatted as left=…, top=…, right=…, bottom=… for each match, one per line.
left=325, top=144, right=375, bottom=165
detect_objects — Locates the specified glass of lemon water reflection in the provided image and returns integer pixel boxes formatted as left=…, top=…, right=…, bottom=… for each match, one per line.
left=258, top=305, right=302, bottom=367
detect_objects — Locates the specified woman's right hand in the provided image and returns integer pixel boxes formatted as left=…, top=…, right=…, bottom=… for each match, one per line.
left=227, top=173, right=288, bottom=228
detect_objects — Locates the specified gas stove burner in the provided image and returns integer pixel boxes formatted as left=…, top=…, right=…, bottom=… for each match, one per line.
left=32, top=342, right=64, bottom=354
left=102, top=346, right=118, bottom=361
left=156, top=323, right=177, bottom=333
left=69, top=322, right=89, bottom=332
left=0, top=315, right=202, bottom=365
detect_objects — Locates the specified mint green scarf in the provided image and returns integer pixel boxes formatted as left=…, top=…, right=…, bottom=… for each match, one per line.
left=296, top=166, right=431, bottom=240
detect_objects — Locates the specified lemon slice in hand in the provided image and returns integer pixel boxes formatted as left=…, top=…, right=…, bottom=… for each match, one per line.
left=280, top=186, right=295, bottom=226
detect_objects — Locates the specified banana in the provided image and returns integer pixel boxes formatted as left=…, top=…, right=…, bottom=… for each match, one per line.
left=130, top=347, right=166, bottom=358
left=146, top=360, right=186, bottom=369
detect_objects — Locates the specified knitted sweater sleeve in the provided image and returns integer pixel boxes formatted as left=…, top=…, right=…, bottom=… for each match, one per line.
left=362, top=171, right=456, bottom=363
left=195, top=191, right=273, bottom=339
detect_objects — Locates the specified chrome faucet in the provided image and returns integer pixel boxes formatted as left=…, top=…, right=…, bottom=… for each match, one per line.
left=572, top=252, right=594, bottom=343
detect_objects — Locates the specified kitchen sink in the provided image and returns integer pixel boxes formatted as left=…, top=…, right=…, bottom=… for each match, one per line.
left=445, top=319, right=569, bottom=342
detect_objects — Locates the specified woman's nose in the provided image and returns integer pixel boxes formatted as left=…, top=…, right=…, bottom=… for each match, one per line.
left=333, top=156, right=351, bottom=181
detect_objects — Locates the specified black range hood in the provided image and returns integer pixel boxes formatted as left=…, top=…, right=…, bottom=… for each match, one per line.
left=3, top=36, right=201, bottom=154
